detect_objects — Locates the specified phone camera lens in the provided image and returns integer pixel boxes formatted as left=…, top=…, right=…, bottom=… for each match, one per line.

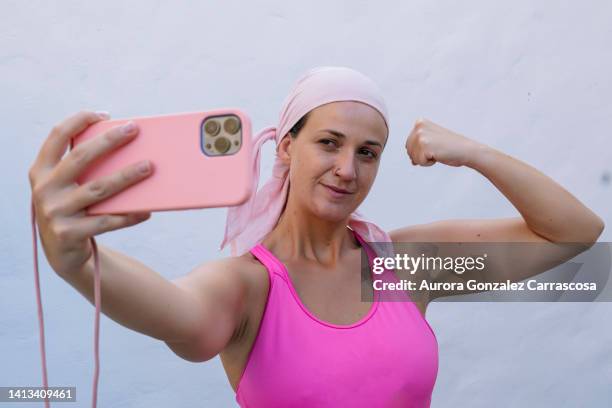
left=214, top=136, right=231, bottom=153
left=205, top=120, right=220, bottom=136
left=223, top=117, right=240, bottom=134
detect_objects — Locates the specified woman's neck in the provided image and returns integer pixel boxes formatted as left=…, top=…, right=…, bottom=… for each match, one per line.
left=263, top=205, right=359, bottom=268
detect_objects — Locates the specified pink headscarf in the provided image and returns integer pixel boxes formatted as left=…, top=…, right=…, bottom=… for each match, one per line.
left=219, top=66, right=394, bottom=257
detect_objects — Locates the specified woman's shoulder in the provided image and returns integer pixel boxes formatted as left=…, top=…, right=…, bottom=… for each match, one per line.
left=225, top=251, right=271, bottom=299
left=183, top=250, right=268, bottom=302
left=203, top=248, right=263, bottom=270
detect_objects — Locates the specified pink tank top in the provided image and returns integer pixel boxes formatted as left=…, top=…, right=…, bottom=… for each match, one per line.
left=235, top=228, right=439, bottom=407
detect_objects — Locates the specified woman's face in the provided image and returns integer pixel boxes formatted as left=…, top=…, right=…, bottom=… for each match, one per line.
left=279, top=101, right=388, bottom=222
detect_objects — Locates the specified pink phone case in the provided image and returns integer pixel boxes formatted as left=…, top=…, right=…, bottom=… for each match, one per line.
left=69, top=108, right=253, bottom=215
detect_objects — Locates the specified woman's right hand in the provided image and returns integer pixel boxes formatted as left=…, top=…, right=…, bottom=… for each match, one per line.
left=29, top=110, right=154, bottom=277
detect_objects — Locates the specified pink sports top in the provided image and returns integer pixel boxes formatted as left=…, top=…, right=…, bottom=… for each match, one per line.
left=235, top=228, right=439, bottom=407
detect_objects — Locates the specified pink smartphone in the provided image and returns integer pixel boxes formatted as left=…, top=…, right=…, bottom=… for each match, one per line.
left=69, top=108, right=253, bottom=215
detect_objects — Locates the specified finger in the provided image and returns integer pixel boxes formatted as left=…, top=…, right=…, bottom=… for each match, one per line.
left=406, top=146, right=417, bottom=166
left=52, top=121, right=139, bottom=186
left=407, top=137, right=424, bottom=165
left=69, top=212, right=152, bottom=241
left=420, top=151, right=437, bottom=167
left=408, top=144, right=427, bottom=166
left=406, top=124, right=422, bottom=155
left=421, top=158, right=436, bottom=167
left=35, top=111, right=109, bottom=171
left=62, top=158, right=153, bottom=214
left=406, top=142, right=420, bottom=166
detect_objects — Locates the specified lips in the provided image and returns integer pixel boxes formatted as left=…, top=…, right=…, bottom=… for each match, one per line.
left=321, top=183, right=355, bottom=195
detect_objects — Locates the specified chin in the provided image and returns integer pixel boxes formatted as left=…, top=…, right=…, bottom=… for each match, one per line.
left=311, top=199, right=354, bottom=222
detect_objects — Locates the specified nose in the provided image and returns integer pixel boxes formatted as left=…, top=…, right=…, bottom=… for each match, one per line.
left=334, top=150, right=357, bottom=181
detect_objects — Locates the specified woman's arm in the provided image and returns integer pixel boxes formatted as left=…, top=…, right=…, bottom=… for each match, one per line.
left=464, top=144, right=604, bottom=243
left=29, top=110, right=248, bottom=363
left=400, top=118, right=604, bottom=243
left=389, top=118, right=605, bottom=301
left=59, top=244, right=248, bottom=362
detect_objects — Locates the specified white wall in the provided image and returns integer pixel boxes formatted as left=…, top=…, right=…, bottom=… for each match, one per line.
left=2, top=0, right=611, bottom=406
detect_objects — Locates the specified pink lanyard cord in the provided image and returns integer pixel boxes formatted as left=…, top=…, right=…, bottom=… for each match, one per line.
left=30, top=198, right=101, bottom=408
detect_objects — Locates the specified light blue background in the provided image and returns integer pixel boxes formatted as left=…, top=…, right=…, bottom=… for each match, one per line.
left=2, top=0, right=611, bottom=406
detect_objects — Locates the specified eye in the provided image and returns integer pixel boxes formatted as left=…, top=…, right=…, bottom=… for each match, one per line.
left=360, top=148, right=378, bottom=159
left=319, top=138, right=338, bottom=147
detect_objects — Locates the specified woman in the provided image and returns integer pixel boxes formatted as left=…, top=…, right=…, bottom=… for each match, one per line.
left=29, top=66, right=604, bottom=407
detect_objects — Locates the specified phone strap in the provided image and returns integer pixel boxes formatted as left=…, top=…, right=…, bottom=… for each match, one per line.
left=30, top=198, right=101, bottom=408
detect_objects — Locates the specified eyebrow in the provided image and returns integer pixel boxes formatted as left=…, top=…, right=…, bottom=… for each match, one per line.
left=318, top=129, right=384, bottom=148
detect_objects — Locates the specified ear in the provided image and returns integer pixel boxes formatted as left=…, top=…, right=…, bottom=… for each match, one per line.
left=276, top=134, right=292, bottom=165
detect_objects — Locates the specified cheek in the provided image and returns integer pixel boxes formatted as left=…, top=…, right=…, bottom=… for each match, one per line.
left=294, top=149, right=333, bottom=179
left=288, top=156, right=320, bottom=195
left=356, top=165, right=378, bottom=190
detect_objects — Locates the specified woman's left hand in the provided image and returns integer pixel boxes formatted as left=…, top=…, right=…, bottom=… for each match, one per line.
left=405, top=118, right=483, bottom=167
